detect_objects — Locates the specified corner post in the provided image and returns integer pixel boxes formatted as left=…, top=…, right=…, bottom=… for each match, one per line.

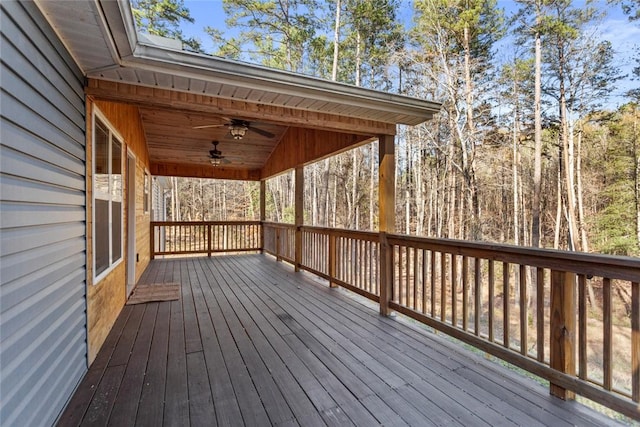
left=260, top=179, right=266, bottom=253
left=328, top=232, right=338, bottom=288
left=550, top=270, right=576, bottom=400
left=150, top=222, right=155, bottom=260
left=378, top=134, right=395, bottom=316
left=295, top=166, right=304, bottom=272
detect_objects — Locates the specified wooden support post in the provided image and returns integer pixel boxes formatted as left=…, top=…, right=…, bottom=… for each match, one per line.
left=378, top=134, right=395, bottom=316
left=295, top=166, right=304, bottom=272
left=259, top=180, right=266, bottom=253
left=329, top=233, right=338, bottom=288
left=150, top=223, right=155, bottom=260
left=276, top=228, right=281, bottom=262
left=207, top=223, right=212, bottom=257
left=550, top=270, right=576, bottom=400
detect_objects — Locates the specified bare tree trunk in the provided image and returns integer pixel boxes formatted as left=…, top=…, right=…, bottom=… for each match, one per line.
left=576, top=128, right=589, bottom=252
left=532, top=5, right=543, bottom=248
left=512, top=79, right=520, bottom=246
left=554, top=166, right=562, bottom=250
left=324, top=163, right=331, bottom=227
left=415, top=133, right=425, bottom=236
left=352, top=150, right=359, bottom=229
left=405, top=139, right=411, bottom=234
left=462, top=24, right=480, bottom=240
left=331, top=0, right=341, bottom=81
left=370, top=142, right=375, bottom=230
left=332, top=165, right=338, bottom=228
left=634, top=111, right=640, bottom=249
left=312, top=164, right=318, bottom=225
left=355, top=31, right=361, bottom=87
left=558, top=42, right=580, bottom=251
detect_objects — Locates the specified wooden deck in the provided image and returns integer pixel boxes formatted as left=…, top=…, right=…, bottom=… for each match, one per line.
left=58, top=254, right=621, bottom=426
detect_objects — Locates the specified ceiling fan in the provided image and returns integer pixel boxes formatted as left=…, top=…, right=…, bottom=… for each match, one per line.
left=209, top=141, right=230, bottom=166
left=193, top=118, right=275, bottom=140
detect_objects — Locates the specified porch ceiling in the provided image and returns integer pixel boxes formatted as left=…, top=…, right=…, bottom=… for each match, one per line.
left=37, top=0, right=442, bottom=180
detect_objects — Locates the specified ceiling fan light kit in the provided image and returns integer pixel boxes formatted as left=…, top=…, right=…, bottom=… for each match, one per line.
left=193, top=118, right=275, bottom=140
left=228, top=123, right=248, bottom=139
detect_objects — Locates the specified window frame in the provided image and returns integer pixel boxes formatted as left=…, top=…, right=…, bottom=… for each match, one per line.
left=143, top=169, right=150, bottom=214
left=92, top=109, right=124, bottom=284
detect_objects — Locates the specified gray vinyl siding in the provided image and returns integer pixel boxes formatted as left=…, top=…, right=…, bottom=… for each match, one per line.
left=1, top=2, right=87, bottom=426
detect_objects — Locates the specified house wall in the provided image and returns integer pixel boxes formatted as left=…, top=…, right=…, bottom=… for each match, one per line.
left=0, top=2, right=87, bottom=426
left=86, top=99, right=151, bottom=363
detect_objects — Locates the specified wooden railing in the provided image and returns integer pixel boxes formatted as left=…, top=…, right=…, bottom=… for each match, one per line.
left=386, top=235, right=640, bottom=419
left=262, top=222, right=296, bottom=263
left=150, top=220, right=640, bottom=419
left=299, top=226, right=380, bottom=302
left=151, top=221, right=261, bottom=257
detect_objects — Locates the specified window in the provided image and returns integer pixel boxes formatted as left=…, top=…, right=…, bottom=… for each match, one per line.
left=93, top=113, right=123, bottom=281
left=144, top=170, right=150, bottom=214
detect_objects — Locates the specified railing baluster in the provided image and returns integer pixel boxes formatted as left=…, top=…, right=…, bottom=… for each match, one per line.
left=431, top=251, right=437, bottom=317
left=520, top=265, right=527, bottom=356
left=452, top=254, right=458, bottom=327
left=422, top=249, right=427, bottom=314
left=475, top=258, right=481, bottom=336
left=361, top=239, right=365, bottom=291
left=413, top=247, right=418, bottom=311
left=407, top=246, right=412, bottom=308
left=578, top=274, right=587, bottom=379
left=537, top=268, right=545, bottom=362
left=462, top=256, right=468, bottom=331
left=633, top=281, right=640, bottom=402
left=603, top=277, right=612, bottom=391
left=488, top=259, right=494, bottom=342
left=441, top=252, right=447, bottom=322
left=504, top=262, right=510, bottom=347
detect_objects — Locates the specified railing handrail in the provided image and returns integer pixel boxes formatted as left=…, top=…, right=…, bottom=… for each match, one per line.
left=386, top=233, right=640, bottom=282
left=151, top=220, right=262, bottom=226
left=300, top=225, right=380, bottom=241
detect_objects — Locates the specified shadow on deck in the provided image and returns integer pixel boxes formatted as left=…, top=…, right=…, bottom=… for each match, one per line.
left=58, top=254, right=620, bottom=426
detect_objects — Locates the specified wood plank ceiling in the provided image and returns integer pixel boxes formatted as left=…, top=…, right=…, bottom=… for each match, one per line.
left=138, top=108, right=288, bottom=170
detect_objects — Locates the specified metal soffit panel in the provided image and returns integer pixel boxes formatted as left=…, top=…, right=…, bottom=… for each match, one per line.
left=35, top=0, right=119, bottom=74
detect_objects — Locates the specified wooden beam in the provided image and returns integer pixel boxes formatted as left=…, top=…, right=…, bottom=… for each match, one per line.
left=550, top=270, right=576, bottom=400
left=86, top=79, right=396, bottom=136
left=151, top=162, right=261, bottom=180
left=378, top=134, right=395, bottom=316
left=261, top=127, right=375, bottom=179
left=294, top=166, right=304, bottom=272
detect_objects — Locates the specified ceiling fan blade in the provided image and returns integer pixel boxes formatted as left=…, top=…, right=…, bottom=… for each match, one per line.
left=248, top=125, right=275, bottom=139
left=193, top=124, right=226, bottom=129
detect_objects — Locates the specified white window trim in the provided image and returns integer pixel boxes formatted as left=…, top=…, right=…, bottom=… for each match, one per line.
left=93, top=108, right=124, bottom=284
left=144, top=169, right=150, bottom=214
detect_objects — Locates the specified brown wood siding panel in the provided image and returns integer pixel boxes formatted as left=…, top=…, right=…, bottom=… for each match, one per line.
left=87, top=99, right=152, bottom=363
left=261, top=127, right=375, bottom=178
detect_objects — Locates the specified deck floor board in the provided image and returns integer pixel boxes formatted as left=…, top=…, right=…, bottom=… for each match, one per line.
left=58, top=254, right=623, bottom=427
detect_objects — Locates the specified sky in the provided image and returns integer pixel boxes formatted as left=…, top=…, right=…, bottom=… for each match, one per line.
left=178, top=0, right=639, bottom=107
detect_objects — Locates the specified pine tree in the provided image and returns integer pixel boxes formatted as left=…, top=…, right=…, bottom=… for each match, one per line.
left=131, top=0, right=202, bottom=51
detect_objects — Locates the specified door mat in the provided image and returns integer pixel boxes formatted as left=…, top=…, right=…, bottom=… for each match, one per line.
left=126, top=283, right=180, bottom=305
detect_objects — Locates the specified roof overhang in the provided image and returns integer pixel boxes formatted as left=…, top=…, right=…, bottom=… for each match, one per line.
left=36, top=0, right=442, bottom=179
